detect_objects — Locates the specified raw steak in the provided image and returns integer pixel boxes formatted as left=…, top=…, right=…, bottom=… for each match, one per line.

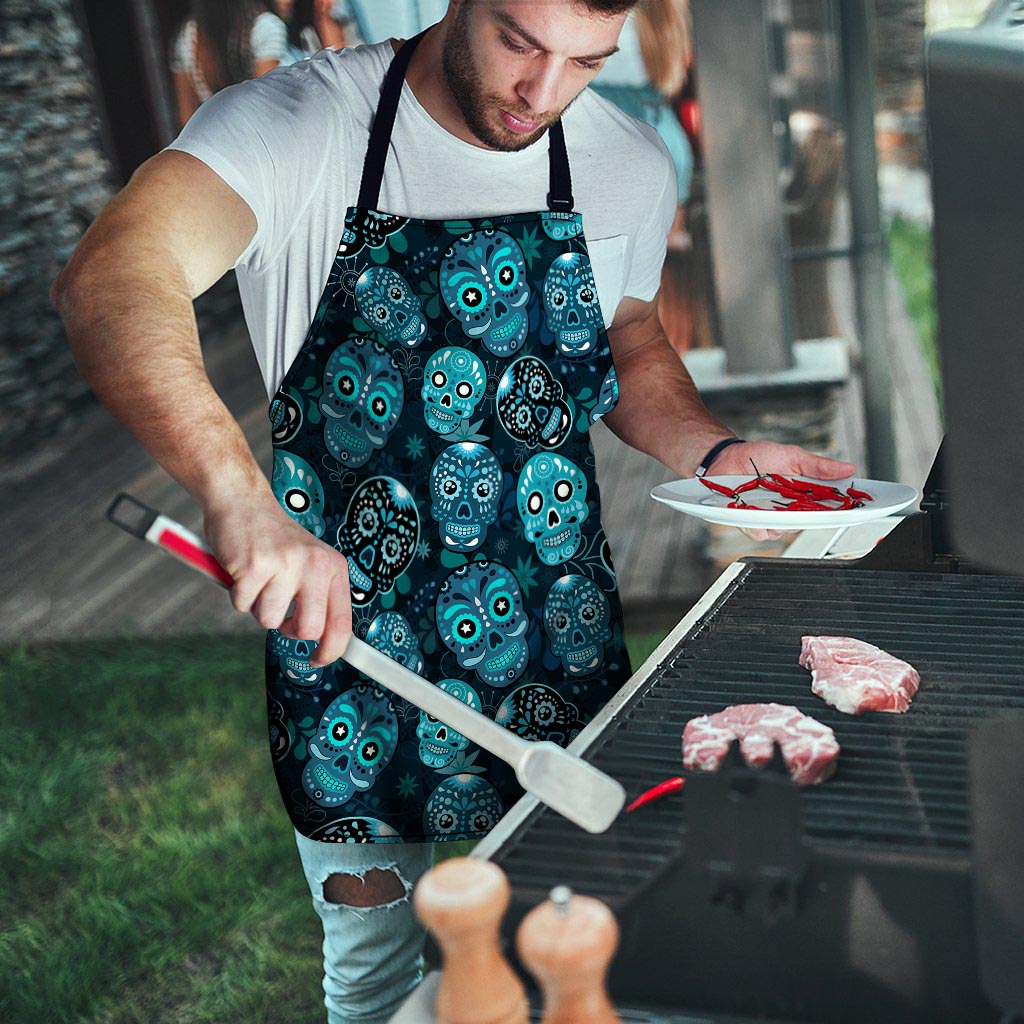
left=682, top=703, right=840, bottom=785
left=799, top=636, right=920, bottom=716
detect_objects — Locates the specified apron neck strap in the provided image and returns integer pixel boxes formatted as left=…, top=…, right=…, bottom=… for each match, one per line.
left=357, top=29, right=575, bottom=214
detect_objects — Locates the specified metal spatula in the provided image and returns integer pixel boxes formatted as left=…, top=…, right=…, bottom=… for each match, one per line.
left=107, top=492, right=626, bottom=834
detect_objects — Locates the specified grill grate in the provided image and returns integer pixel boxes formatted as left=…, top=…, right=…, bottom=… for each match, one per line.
left=494, top=564, right=1024, bottom=904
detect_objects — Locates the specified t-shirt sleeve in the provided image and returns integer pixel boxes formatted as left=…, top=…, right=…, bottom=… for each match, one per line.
left=251, top=12, right=289, bottom=62
left=164, top=65, right=342, bottom=273
left=623, top=131, right=679, bottom=302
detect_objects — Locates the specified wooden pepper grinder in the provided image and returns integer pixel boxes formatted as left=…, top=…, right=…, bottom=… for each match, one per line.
left=516, top=885, right=621, bottom=1024
left=413, top=856, right=528, bottom=1024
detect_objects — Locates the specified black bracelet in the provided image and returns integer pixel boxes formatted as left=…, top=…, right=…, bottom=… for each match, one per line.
left=695, top=437, right=745, bottom=478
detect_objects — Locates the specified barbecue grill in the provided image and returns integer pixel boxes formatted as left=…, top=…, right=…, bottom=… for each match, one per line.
left=467, top=10, right=1024, bottom=1021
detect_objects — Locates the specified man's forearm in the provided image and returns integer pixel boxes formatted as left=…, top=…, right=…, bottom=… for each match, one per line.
left=52, top=254, right=271, bottom=512
left=602, top=329, right=734, bottom=478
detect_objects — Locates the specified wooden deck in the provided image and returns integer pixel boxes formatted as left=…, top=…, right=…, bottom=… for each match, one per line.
left=2, top=245, right=941, bottom=645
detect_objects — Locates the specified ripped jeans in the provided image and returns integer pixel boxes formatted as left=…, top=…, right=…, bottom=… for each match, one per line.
left=294, top=828, right=436, bottom=1024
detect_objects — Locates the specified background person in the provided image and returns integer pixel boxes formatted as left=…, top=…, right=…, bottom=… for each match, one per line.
left=171, top=0, right=290, bottom=127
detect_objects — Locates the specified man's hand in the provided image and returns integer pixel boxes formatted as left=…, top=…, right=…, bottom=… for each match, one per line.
left=708, top=440, right=857, bottom=542
left=203, top=493, right=352, bottom=668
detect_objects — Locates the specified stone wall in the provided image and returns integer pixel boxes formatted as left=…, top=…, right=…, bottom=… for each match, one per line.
left=0, top=0, right=116, bottom=461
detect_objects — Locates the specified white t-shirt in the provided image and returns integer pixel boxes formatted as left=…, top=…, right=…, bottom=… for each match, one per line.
left=167, top=40, right=677, bottom=399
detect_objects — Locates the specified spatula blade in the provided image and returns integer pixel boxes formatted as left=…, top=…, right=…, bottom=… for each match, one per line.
left=516, top=741, right=625, bottom=834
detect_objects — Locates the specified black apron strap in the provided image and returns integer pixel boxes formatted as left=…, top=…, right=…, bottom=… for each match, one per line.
left=546, top=119, right=574, bottom=213
left=357, top=28, right=575, bottom=214
left=357, top=29, right=429, bottom=210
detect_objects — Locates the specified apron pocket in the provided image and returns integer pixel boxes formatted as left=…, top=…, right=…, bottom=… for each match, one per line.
left=586, top=234, right=628, bottom=329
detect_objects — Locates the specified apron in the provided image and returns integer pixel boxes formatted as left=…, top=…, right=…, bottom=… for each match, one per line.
left=266, top=29, right=632, bottom=844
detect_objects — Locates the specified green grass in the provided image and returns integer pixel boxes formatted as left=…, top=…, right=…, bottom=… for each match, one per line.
left=887, top=215, right=942, bottom=406
left=1, top=629, right=665, bottom=1022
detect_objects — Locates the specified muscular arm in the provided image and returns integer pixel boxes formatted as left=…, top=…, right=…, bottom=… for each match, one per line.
left=603, top=293, right=856, bottom=516
left=50, top=150, right=352, bottom=662
left=602, top=295, right=734, bottom=477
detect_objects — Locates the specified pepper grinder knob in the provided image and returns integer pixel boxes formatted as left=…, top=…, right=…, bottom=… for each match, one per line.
left=516, top=885, right=621, bottom=1024
left=413, top=857, right=528, bottom=1024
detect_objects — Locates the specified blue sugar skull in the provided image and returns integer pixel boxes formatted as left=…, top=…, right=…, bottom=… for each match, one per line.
left=268, top=629, right=328, bottom=688
left=272, top=450, right=326, bottom=538
left=302, top=685, right=399, bottom=808
left=337, top=209, right=407, bottom=258
left=436, top=561, right=529, bottom=688
left=541, top=212, right=584, bottom=241
left=421, top=347, right=486, bottom=434
left=495, top=683, right=582, bottom=745
left=439, top=230, right=530, bottom=356
left=335, top=477, right=420, bottom=605
left=590, top=365, right=619, bottom=424
left=307, top=816, right=401, bottom=843
left=416, top=678, right=482, bottom=769
left=495, top=356, right=572, bottom=450
left=543, top=252, right=603, bottom=358
left=429, top=443, right=502, bottom=552
left=354, top=267, right=428, bottom=347
left=319, top=337, right=404, bottom=468
left=365, top=611, right=425, bottom=676
left=517, top=453, right=590, bottom=565
left=269, top=389, right=302, bottom=446
left=543, top=575, right=612, bottom=677
left=423, top=774, right=504, bottom=839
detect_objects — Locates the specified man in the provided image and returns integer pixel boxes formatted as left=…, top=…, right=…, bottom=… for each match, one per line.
left=51, top=2, right=855, bottom=1020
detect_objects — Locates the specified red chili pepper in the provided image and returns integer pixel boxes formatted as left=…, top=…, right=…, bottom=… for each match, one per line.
left=772, top=473, right=844, bottom=499
left=777, top=498, right=835, bottom=511
left=626, top=776, right=685, bottom=813
left=734, top=478, right=762, bottom=494
left=847, top=485, right=873, bottom=501
left=698, top=477, right=737, bottom=498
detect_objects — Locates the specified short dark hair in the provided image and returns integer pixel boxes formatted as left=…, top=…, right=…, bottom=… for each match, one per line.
left=580, top=0, right=640, bottom=13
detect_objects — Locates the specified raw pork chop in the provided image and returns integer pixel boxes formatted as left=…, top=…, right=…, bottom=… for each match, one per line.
left=682, top=703, right=840, bottom=786
left=799, top=636, right=920, bottom=716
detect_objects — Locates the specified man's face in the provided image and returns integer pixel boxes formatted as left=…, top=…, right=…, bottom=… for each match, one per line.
left=442, top=1, right=627, bottom=152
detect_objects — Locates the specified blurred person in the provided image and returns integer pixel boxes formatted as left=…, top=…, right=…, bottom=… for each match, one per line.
left=276, top=0, right=350, bottom=63
left=171, top=0, right=289, bottom=126
left=55, top=3, right=857, bottom=1021
left=593, top=0, right=694, bottom=205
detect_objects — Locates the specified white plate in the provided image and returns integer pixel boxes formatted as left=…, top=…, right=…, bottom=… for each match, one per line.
left=650, top=476, right=920, bottom=530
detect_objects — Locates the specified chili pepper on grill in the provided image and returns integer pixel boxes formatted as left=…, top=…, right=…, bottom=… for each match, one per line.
left=625, top=776, right=685, bottom=813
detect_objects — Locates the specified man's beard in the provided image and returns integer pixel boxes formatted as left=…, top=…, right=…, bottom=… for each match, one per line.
left=441, top=4, right=559, bottom=151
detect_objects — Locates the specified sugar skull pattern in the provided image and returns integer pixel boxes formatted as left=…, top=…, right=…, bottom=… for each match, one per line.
left=543, top=575, right=612, bottom=677
left=429, top=443, right=502, bottom=552
left=270, top=389, right=303, bottom=446
left=416, top=678, right=483, bottom=769
left=495, top=684, right=583, bottom=745
left=268, top=629, right=329, bottom=689
left=423, top=775, right=504, bottom=840
left=267, top=205, right=632, bottom=844
left=495, top=356, right=572, bottom=450
left=365, top=611, right=425, bottom=676
left=439, top=230, right=530, bottom=356
left=421, top=347, right=486, bottom=434
left=337, top=208, right=408, bottom=258
left=335, top=477, right=419, bottom=605
left=543, top=252, right=602, bottom=358
left=517, top=453, right=590, bottom=565
left=436, top=562, right=529, bottom=688
left=272, top=450, right=326, bottom=538
left=302, top=686, right=399, bottom=808
left=355, top=267, right=428, bottom=348
left=320, top=337, right=404, bottom=467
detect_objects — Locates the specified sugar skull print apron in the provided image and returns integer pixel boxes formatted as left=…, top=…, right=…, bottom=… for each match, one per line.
left=266, top=29, right=632, bottom=843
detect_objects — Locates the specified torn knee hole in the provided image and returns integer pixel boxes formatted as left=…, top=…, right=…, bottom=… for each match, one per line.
left=323, top=868, right=406, bottom=908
